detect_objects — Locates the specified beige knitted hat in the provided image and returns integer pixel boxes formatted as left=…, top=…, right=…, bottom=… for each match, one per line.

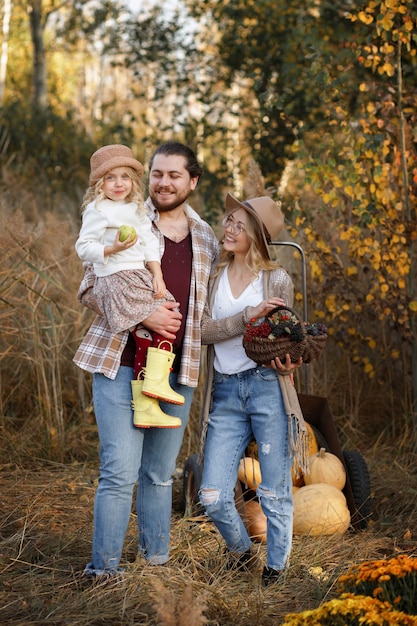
left=225, top=192, right=284, bottom=259
left=89, top=144, right=144, bottom=186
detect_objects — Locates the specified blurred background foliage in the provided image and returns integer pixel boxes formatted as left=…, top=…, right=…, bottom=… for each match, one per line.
left=0, top=0, right=416, bottom=459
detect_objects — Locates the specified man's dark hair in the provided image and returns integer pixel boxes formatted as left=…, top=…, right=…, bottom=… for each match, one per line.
left=149, top=142, right=203, bottom=181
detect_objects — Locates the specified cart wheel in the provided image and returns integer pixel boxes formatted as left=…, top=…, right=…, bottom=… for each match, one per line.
left=182, top=453, right=204, bottom=516
left=343, top=450, right=371, bottom=529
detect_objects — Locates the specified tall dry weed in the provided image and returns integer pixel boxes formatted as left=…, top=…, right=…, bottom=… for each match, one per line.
left=150, top=578, right=208, bottom=626
left=0, top=192, right=94, bottom=462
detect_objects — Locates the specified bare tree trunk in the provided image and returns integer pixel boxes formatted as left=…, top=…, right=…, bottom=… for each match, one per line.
left=0, top=0, right=12, bottom=105
left=28, top=0, right=48, bottom=109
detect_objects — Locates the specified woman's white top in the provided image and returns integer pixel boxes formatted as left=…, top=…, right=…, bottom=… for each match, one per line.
left=212, top=266, right=263, bottom=374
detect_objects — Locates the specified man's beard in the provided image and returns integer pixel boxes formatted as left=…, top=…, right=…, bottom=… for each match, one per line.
left=150, top=189, right=190, bottom=212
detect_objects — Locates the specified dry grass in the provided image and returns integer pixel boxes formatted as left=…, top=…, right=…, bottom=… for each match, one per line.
left=0, top=446, right=416, bottom=626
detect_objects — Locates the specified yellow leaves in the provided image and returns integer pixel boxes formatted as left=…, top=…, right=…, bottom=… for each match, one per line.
left=409, top=301, right=417, bottom=312
left=359, top=11, right=374, bottom=25
left=378, top=62, right=395, bottom=76
left=380, top=42, right=394, bottom=55
left=325, top=294, right=337, bottom=314
left=363, top=358, right=375, bottom=377
left=339, top=227, right=357, bottom=242
left=403, top=14, right=414, bottom=31
left=391, top=348, right=400, bottom=359
left=346, top=266, right=358, bottom=276
left=366, top=293, right=375, bottom=302
left=379, top=12, right=395, bottom=31
left=309, top=258, right=323, bottom=281
left=381, top=142, right=391, bottom=157
left=391, top=233, right=404, bottom=245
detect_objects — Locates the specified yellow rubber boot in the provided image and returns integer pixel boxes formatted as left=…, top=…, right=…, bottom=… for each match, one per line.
left=131, top=379, right=181, bottom=429
left=141, top=342, right=185, bottom=405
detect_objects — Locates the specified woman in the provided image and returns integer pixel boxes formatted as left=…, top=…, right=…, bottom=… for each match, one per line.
left=198, top=193, right=307, bottom=586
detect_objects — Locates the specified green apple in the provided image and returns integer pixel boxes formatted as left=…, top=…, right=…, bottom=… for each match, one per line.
left=119, top=225, right=136, bottom=242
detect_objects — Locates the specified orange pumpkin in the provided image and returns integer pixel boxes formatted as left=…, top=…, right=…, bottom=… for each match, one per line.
left=238, top=457, right=262, bottom=489
left=244, top=499, right=267, bottom=543
left=293, top=483, right=351, bottom=536
left=304, top=448, right=346, bottom=490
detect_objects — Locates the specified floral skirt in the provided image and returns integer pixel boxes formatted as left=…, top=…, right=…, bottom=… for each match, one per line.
left=94, top=269, right=175, bottom=334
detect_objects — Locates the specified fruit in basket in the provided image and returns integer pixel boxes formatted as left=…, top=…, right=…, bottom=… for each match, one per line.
left=293, top=483, right=350, bottom=536
left=238, top=457, right=262, bottom=490
left=304, top=448, right=346, bottom=490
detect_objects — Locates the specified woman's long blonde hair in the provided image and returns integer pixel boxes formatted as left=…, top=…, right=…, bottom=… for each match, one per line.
left=80, top=167, right=145, bottom=213
left=213, top=210, right=280, bottom=279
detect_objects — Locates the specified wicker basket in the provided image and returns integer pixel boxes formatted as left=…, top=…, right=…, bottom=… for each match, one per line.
left=302, top=333, right=328, bottom=364
left=243, top=305, right=307, bottom=366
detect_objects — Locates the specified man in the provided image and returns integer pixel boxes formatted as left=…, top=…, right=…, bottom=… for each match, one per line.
left=74, top=142, right=219, bottom=577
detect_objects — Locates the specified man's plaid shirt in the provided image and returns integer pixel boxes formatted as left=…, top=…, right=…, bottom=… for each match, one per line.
left=73, top=200, right=219, bottom=387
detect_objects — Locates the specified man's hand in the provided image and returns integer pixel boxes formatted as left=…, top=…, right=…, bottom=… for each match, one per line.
left=142, top=301, right=182, bottom=340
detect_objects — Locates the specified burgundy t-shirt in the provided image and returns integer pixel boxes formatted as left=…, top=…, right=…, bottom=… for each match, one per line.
left=121, top=234, right=192, bottom=370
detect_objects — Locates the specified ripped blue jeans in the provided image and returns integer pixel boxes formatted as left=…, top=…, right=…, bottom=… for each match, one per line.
left=199, top=367, right=294, bottom=571
left=84, top=366, right=194, bottom=576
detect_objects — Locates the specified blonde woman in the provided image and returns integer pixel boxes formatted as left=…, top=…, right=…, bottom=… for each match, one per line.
left=199, top=193, right=304, bottom=586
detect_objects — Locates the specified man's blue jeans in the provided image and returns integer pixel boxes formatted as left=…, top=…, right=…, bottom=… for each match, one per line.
left=199, top=367, right=294, bottom=571
left=84, top=365, right=194, bottom=575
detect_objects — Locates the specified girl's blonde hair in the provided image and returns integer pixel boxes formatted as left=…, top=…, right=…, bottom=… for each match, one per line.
left=213, top=210, right=280, bottom=279
left=80, top=167, right=145, bottom=213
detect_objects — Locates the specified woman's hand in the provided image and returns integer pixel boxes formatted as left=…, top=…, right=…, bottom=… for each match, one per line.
left=268, top=353, right=303, bottom=385
left=250, top=297, right=287, bottom=321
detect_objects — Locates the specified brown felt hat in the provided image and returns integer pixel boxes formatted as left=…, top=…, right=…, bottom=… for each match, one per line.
left=225, top=193, right=284, bottom=259
left=89, top=144, right=144, bottom=186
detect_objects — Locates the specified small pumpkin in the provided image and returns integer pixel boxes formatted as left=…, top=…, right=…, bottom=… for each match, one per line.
left=244, top=499, right=267, bottom=543
left=293, top=483, right=351, bottom=536
left=292, top=422, right=319, bottom=487
left=238, top=457, right=262, bottom=490
left=304, top=447, right=346, bottom=490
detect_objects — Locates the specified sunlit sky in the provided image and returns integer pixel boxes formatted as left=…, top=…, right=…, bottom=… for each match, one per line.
left=126, top=0, right=175, bottom=12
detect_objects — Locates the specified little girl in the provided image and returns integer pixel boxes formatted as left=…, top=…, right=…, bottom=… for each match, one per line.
left=75, top=144, right=183, bottom=428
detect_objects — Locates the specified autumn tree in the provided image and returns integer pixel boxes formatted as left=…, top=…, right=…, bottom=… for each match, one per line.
left=183, top=0, right=382, bottom=185
left=292, top=0, right=417, bottom=440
